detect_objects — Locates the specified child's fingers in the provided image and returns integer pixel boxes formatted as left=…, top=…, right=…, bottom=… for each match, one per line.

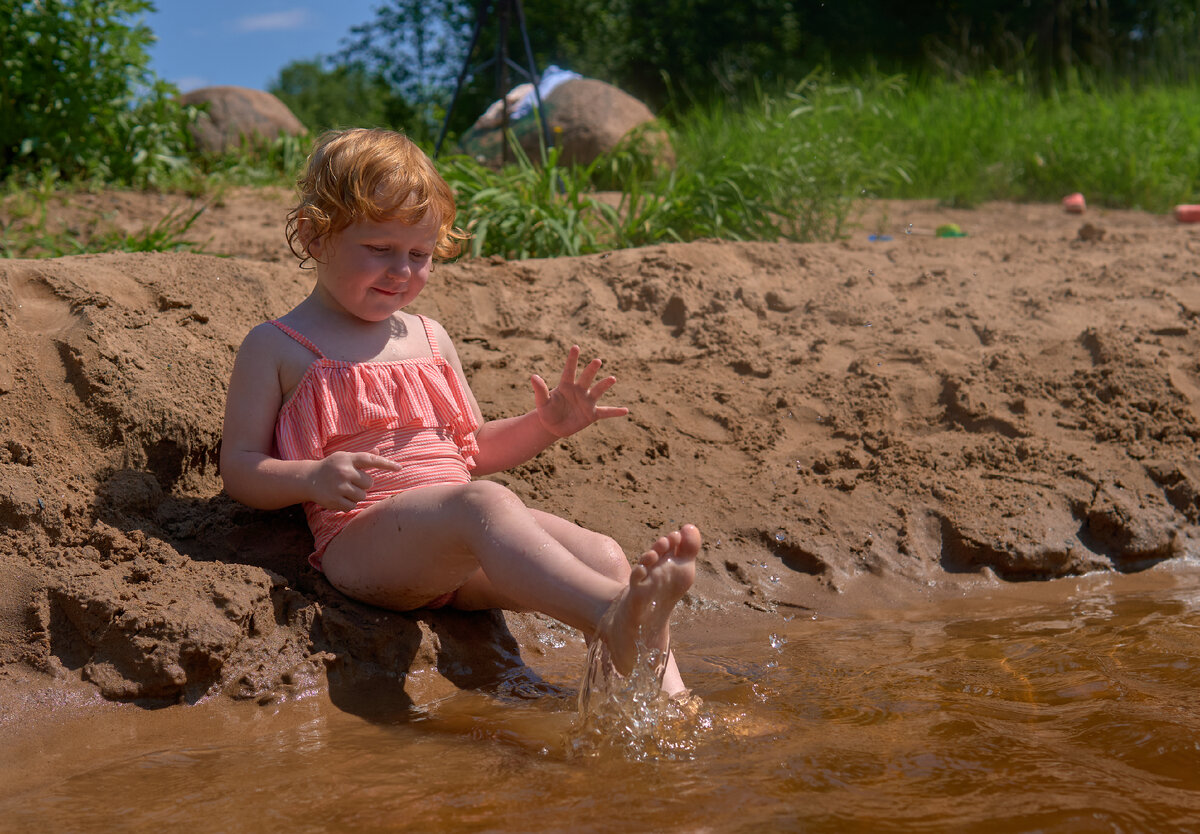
left=595, top=405, right=630, bottom=420
left=559, top=345, right=581, bottom=386
left=531, top=373, right=551, bottom=406
left=576, top=357, right=603, bottom=390
left=355, top=452, right=403, bottom=472
left=588, top=374, right=618, bottom=400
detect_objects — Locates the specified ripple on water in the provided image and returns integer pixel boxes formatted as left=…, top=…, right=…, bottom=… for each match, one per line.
left=4, top=572, right=1200, bottom=832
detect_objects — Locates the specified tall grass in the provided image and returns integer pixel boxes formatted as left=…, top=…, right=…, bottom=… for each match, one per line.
left=441, top=72, right=904, bottom=257
left=4, top=72, right=1200, bottom=261
left=441, top=141, right=616, bottom=260
left=845, top=74, right=1200, bottom=210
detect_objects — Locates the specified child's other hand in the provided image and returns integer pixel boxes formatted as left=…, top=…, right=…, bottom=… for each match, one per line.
left=532, top=345, right=629, bottom=438
left=312, top=451, right=401, bottom=511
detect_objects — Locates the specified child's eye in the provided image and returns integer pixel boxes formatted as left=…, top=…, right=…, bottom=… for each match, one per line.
left=366, top=245, right=389, bottom=253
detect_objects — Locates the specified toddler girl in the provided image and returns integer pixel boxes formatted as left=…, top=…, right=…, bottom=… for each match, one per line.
left=220, top=128, right=700, bottom=695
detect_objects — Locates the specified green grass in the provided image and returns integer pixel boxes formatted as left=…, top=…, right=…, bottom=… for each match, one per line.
left=4, top=72, right=1200, bottom=261
left=843, top=74, right=1200, bottom=210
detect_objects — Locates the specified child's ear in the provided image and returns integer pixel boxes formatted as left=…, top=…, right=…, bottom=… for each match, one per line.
left=296, top=213, right=324, bottom=261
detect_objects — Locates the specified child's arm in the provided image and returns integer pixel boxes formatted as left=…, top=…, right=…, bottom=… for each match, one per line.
left=435, top=323, right=628, bottom=476
left=220, top=325, right=399, bottom=511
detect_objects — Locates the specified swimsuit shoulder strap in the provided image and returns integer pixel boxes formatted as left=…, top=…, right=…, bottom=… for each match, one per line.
left=268, top=320, right=326, bottom=359
left=417, top=315, right=442, bottom=360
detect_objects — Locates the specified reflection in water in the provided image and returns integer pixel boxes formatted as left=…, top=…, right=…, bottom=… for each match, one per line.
left=3, top=566, right=1200, bottom=832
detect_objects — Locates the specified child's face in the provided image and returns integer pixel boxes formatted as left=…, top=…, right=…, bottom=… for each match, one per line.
left=309, top=213, right=440, bottom=322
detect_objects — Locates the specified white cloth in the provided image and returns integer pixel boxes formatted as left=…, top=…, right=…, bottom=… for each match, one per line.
left=510, top=65, right=581, bottom=119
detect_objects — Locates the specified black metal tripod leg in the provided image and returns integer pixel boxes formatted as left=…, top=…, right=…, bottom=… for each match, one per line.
left=435, top=0, right=491, bottom=157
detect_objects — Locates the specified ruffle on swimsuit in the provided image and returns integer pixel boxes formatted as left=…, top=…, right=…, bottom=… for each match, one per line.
left=274, top=348, right=480, bottom=469
left=270, top=316, right=480, bottom=569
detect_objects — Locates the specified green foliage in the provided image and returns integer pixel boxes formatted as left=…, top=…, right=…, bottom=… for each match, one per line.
left=0, top=0, right=195, bottom=186
left=844, top=75, right=1200, bottom=211
left=270, top=60, right=417, bottom=135
left=438, top=74, right=905, bottom=259
left=438, top=69, right=1200, bottom=260
left=539, top=0, right=807, bottom=111
left=442, top=139, right=615, bottom=259
left=335, top=0, right=1199, bottom=133
left=339, top=0, right=471, bottom=139
left=173, top=132, right=311, bottom=192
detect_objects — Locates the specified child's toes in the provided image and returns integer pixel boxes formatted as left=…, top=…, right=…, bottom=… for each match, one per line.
left=638, top=549, right=661, bottom=570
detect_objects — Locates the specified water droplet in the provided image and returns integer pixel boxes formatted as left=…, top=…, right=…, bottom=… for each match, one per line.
left=906, top=223, right=913, bottom=235
left=868, top=269, right=875, bottom=276
left=773, top=530, right=786, bottom=542
left=766, top=659, right=779, bottom=669
left=769, top=575, right=780, bottom=584
left=768, top=633, right=787, bottom=650
left=537, top=632, right=568, bottom=649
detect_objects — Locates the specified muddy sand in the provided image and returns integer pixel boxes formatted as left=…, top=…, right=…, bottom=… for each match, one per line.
left=1, top=189, right=1198, bottom=718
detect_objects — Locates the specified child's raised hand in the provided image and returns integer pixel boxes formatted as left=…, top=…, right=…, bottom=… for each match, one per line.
left=531, top=345, right=629, bottom=438
left=311, top=451, right=402, bottom=511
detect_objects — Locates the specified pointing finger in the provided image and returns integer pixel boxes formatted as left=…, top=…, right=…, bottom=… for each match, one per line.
left=357, top=453, right=402, bottom=472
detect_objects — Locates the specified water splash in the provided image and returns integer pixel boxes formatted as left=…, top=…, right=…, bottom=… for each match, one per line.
left=570, top=602, right=707, bottom=761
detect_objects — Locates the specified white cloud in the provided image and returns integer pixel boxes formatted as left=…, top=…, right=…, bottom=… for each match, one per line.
left=174, top=75, right=211, bottom=93
left=233, top=9, right=312, bottom=34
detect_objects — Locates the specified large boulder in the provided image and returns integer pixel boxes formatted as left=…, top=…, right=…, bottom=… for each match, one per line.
left=179, top=86, right=307, bottom=154
left=460, top=77, right=674, bottom=170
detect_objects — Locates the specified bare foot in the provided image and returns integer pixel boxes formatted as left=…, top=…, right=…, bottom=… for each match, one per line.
left=603, top=524, right=700, bottom=677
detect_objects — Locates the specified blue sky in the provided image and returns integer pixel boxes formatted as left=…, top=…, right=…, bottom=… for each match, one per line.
left=145, top=1, right=384, bottom=93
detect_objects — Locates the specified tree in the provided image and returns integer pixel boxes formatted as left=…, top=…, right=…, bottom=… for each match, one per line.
left=270, top=59, right=418, bottom=135
left=0, top=0, right=192, bottom=183
left=337, top=0, right=811, bottom=128
left=335, top=0, right=1200, bottom=144
left=339, top=0, right=475, bottom=138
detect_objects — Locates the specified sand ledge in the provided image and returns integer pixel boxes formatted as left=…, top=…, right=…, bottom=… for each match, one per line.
left=1, top=193, right=1198, bottom=707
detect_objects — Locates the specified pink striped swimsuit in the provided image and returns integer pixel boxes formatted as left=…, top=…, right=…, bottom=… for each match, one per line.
left=270, top=316, right=480, bottom=571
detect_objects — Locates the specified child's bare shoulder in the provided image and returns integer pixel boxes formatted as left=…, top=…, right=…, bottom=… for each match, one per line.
left=236, top=320, right=315, bottom=370
left=239, top=320, right=290, bottom=354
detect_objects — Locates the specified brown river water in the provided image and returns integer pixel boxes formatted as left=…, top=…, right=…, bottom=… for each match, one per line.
left=3, top=563, right=1200, bottom=833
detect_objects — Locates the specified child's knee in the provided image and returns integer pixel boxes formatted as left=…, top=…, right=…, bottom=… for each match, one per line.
left=454, top=479, right=524, bottom=514
left=599, top=536, right=632, bottom=582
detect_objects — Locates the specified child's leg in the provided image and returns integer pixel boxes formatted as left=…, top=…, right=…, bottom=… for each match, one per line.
left=452, top=509, right=631, bottom=611
left=320, top=480, right=698, bottom=692
left=454, top=509, right=687, bottom=694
